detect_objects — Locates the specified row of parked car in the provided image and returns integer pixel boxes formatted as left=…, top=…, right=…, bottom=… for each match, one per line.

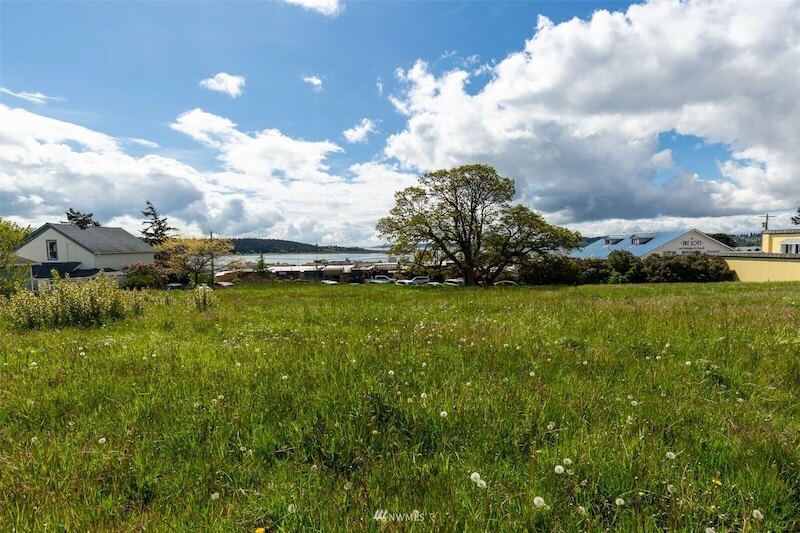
left=322, top=276, right=520, bottom=286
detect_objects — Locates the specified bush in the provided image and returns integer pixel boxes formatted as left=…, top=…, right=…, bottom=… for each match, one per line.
left=1, top=274, right=145, bottom=329
left=122, top=262, right=166, bottom=289
left=577, top=258, right=611, bottom=284
left=520, top=255, right=582, bottom=285
left=606, top=250, right=645, bottom=283
left=642, top=253, right=734, bottom=283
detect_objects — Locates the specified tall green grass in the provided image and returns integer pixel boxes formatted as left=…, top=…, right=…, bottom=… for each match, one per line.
left=0, top=282, right=798, bottom=531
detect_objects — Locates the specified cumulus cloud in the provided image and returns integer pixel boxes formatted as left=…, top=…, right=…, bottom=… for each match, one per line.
left=285, top=0, right=343, bottom=17
left=0, top=102, right=416, bottom=243
left=0, top=87, right=61, bottom=105
left=199, top=72, right=246, bottom=98
left=385, top=1, right=800, bottom=227
left=302, top=75, right=323, bottom=91
left=343, top=118, right=377, bottom=144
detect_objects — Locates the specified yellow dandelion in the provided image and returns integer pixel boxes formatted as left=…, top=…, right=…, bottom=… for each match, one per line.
left=712, top=478, right=722, bottom=486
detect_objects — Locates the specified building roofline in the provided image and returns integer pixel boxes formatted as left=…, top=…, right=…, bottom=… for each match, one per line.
left=20, top=223, right=93, bottom=254
left=719, top=252, right=800, bottom=259
left=763, top=228, right=800, bottom=234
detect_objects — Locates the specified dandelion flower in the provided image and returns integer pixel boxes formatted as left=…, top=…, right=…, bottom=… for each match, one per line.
left=752, top=509, right=763, bottom=521
left=371, top=429, right=379, bottom=435
left=533, top=496, right=546, bottom=508
left=615, top=498, right=625, bottom=507
left=388, top=370, right=394, bottom=376
left=420, top=393, right=427, bottom=400
left=554, top=465, right=565, bottom=475
left=98, top=437, right=107, bottom=445
left=476, top=479, right=487, bottom=489
left=685, top=361, right=691, bottom=366
left=529, top=371, right=535, bottom=377
left=421, top=362, right=427, bottom=368
left=29, top=361, right=38, bottom=368
left=256, top=528, right=266, bottom=533
left=440, top=411, right=448, bottom=418
left=577, top=505, right=587, bottom=516
left=211, top=492, right=220, bottom=500
left=235, top=362, right=241, bottom=368
left=666, top=451, right=676, bottom=460
left=547, top=421, right=556, bottom=431
left=563, top=458, right=573, bottom=466
left=466, top=381, right=472, bottom=387
left=630, top=400, right=639, bottom=407
left=470, top=472, right=481, bottom=483
left=218, top=394, right=224, bottom=400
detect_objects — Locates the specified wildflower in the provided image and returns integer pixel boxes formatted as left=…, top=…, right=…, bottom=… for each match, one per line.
left=371, top=429, right=379, bottom=435
left=256, top=528, right=266, bottom=533
left=236, top=362, right=241, bottom=368
left=705, top=528, right=716, bottom=533
left=752, top=509, right=763, bottom=521
left=217, top=394, right=224, bottom=400
left=529, top=371, right=535, bottom=377
left=470, top=472, right=481, bottom=483
left=29, top=361, right=38, bottom=368
left=533, top=496, right=546, bottom=508
left=420, top=393, right=427, bottom=400
left=563, top=458, right=573, bottom=466
left=440, top=411, right=448, bottom=418
left=547, top=421, right=556, bottom=431
left=477, top=479, right=487, bottom=489
left=407, top=397, right=413, bottom=403
left=666, top=451, right=676, bottom=460
left=577, top=505, right=587, bottom=516
left=466, top=381, right=472, bottom=387
left=554, top=465, right=565, bottom=475
left=79, top=351, right=86, bottom=357
left=712, top=478, right=722, bottom=486
left=685, top=361, right=691, bottom=366
left=630, top=400, right=639, bottom=407
left=281, top=375, right=288, bottom=381
left=421, top=362, right=427, bottom=368
left=240, top=446, right=247, bottom=452
left=667, top=484, right=676, bottom=494
left=288, top=503, right=297, bottom=514
left=211, top=492, right=220, bottom=500
left=388, top=370, right=395, bottom=376
left=98, top=437, right=107, bottom=445
left=615, top=498, right=625, bottom=507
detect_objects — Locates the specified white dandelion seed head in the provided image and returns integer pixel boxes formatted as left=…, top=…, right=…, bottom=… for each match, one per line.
left=615, top=498, right=625, bottom=507
left=420, top=393, right=427, bottom=400
left=421, top=362, right=427, bottom=367
left=281, top=375, right=288, bottom=381
left=563, top=458, right=573, bottom=466
left=388, top=370, right=394, bottom=376
left=235, top=362, right=241, bottom=368
left=440, top=411, right=448, bottom=418
left=705, top=528, right=715, bottom=533
left=217, top=395, right=224, bottom=400
left=477, top=479, right=487, bottom=489
left=577, top=505, right=587, bottom=515
left=529, top=371, right=535, bottom=377
left=667, top=484, right=676, bottom=494
left=752, top=509, right=763, bottom=521
left=685, top=361, right=692, bottom=366
left=211, top=492, right=220, bottom=500
left=547, top=422, right=556, bottom=431
left=98, top=437, right=107, bottom=445
left=630, top=400, right=639, bottom=407
left=554, top=465, right=565, bottom=475
left=533, top=496, right=546, bottom=508
left=466, top=381, right=472, bottom=387
left=470, top=472, right=481, bottom=483
left=666, top=451, right=676, bottom=460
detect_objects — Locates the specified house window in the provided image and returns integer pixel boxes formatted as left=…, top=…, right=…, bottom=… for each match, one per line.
left=46, top=240, right=58, bottom=260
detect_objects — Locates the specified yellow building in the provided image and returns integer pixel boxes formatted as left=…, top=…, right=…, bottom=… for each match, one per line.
left=720, top=228, right=800, bottom=282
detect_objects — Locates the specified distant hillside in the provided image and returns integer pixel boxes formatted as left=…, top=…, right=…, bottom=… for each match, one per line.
left=230, top=238, right=376, bottom=254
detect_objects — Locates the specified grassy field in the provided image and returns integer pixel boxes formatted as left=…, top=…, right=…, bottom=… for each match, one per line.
left=1, top=282, right=799, bottom=531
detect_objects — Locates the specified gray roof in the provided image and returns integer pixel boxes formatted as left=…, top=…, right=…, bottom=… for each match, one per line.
left=26, top=223, right=154, bottom=254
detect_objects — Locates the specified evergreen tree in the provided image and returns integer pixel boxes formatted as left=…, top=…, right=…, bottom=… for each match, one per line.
left=63, top=208, right=100, bottom=228
left=141, top=201, right=175, bottom=246
left=792, top=206, right=800, bottom=225
left=255, top=253, right=268, bottom=276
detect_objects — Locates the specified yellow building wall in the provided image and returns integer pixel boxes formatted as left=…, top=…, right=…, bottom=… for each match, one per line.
left=761, top=232, right=800, bottom=253
left=724, top=257, right=800, bottom=282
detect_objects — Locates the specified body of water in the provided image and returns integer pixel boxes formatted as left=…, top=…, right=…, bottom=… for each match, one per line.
left=220, top=252, right=396, bottom=266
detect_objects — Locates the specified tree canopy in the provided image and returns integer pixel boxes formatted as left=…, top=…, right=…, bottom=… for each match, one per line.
left=792, top=206, right=800, bottom=225
left=141, top=201, right=176, bottom=246
left=63, top=208, right=100, bottom=228
left=377, top=164, right=580, bottom=285
left=157, top=236, right=234, bottom=286
left=0, top=218, right=33, bottom=296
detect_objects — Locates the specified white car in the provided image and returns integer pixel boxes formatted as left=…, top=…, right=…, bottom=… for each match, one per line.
left=368, top=275, right=396, bottom=284
left=320, top=280, right=339, bottom=285
left=443, top=278, right=465, bottom=286
left=395, top=279, right=414, bottom=286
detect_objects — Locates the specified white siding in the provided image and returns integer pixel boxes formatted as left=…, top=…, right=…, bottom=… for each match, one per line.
left=95, top=252, right=154, bottom=271
left=650, top=230, right=732, bottom=257
left=16, top=228, right=96, bottom=267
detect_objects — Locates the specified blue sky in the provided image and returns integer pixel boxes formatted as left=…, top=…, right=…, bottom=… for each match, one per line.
left=1, top=0, right=798, bottom=242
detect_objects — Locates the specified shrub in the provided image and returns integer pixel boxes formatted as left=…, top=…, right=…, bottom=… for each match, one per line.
left=606, top=250, right=645, bottom=283
left=122, top=262, right=166, bottom=289
left=520, top=255, right=582, bottom=285
left=577, top=258, right=611, bottom=284
left=643, top=253, right=734, bottom=283
left=1, top=274, right=145, bottom=329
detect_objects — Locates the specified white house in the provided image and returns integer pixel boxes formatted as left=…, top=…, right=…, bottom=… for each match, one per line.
left=16, top=223, right=154, bottom=287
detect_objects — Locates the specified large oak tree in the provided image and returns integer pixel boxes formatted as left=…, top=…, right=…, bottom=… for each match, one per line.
left=377, top=164, right=580, bottom=285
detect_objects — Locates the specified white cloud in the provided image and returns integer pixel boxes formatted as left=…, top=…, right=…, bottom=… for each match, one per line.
left=199, top=72, right=246, bottom=98
left=343, top=118, right=376, bottom=144
left=376, top=78, right=384, bottom=96
left=302, top=75, right=323, bottom=91
left=285, top=0, right=343, bottom=17
left=0, top=87, right=61, bottom=105
left=385, top=1, right=800, bottom=225
left=124, top=137, right=160, bottom=149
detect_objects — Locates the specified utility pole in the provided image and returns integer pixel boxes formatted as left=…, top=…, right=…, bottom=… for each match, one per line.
left=761, top=214, right=772, bottom=231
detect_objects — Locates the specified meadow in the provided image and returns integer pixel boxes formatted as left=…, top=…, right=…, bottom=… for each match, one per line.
left=1, top=282, right=799, bottom=531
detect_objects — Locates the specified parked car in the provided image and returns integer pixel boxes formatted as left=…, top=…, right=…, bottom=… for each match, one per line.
left=214, top=281, right=235, bottom=289
left=368, top=275, right=396, bottom=284
left=166, top=282, right=186, bottom=290
left=493, top=280, right=520, bottom=286
left=395, top=279, right=414, bottom=286
left=320, top=280, right=339, bottom=285
left=410, top=276, right=431, bottom=285
left=443, top=278, right=465, bottom=286
left=424, top=281, right=443, bottom=287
